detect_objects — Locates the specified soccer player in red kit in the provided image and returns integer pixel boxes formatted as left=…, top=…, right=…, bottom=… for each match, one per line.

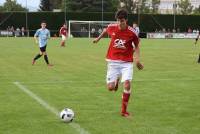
left=93, top=9, right=144, bottom=117
left=59, top=23, right=68, bottom=47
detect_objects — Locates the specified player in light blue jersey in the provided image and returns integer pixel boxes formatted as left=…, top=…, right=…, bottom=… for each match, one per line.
left=133, top=22, right=140, bottom=36
left=32, top=21, right=52, bottom=66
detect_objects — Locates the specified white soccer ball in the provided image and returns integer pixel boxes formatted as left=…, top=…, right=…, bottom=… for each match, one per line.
left=60, top=108, right=75, bottom=123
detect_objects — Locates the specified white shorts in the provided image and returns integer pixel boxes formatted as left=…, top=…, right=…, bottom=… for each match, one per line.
left=61, top=35, right=67, bottom=41
left=106, top=61, right=133, bottom=84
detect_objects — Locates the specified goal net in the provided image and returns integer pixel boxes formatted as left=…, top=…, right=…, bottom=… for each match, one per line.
left=68, top=20, right=116, bottom=38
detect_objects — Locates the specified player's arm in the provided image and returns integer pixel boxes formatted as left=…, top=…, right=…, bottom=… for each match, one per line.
left=134, top=42, right=144, bottom=70
left=47, top=30, right=51, bottom=39
left=93, top=28, right=107, bottom=44
left=59, top=28, right=62, bottom=36
left=34, top=30, right=39, bottom=44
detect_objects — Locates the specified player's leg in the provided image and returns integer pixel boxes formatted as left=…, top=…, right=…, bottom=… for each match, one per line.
left=198, top=53, right=200, bottom=63
left=120, top=62, right=133, bottom=117
left=121, top=80, right=131, bottom=117
left=61, top=35, right=66, bottom=47
left=195, top=37, right=199, bottom=45
left=107, top=77, right=120, bottom=91
left=106, top=62, right=121, bottom=91
left=114, top=77, right=120, bottom=91
left=32, top=48, right=43, bottom=65
left=43, top=52, right=53, bottom=66
left=42, top=46, right=53, bottom=66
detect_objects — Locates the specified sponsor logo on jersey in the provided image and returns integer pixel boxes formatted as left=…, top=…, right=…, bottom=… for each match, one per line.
left=113, top=39, right=126, bottom=49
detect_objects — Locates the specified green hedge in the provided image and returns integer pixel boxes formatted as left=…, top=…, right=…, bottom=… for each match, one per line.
left=0, top=12, right=199, bottom=33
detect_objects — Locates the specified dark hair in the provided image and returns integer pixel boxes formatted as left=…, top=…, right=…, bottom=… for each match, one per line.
left=115, top=9, right=128, bottom=20
left=41, top=20, right=46, bottom=24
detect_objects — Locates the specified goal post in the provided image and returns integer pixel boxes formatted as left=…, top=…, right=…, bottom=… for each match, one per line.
left=68, top=20, right=116, bottom=38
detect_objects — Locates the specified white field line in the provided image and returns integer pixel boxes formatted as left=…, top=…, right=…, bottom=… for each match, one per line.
left=13, top=81, right=90, bottom=134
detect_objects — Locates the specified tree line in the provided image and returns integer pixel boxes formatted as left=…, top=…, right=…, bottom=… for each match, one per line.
left=0, top=0, right=200, bottom=15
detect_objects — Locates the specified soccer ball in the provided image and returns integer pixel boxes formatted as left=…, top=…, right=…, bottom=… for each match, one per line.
left=60, top=108, right=75, bottom=123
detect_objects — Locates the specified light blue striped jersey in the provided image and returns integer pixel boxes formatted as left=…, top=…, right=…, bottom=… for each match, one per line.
left=133, top=27, right=140, bottom=36
left=34, top=28, right=50, bottom=47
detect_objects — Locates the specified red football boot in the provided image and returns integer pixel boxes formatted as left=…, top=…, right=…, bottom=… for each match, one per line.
left=121, top=111, right=130, bottom=117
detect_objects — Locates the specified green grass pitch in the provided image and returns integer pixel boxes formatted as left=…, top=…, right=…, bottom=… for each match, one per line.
left=0, top=37, right=200, bottom=134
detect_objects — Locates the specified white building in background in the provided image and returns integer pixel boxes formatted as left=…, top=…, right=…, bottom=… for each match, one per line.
left=120, top=0, right=200, bottom=14
left=159, top=0, right=200, bottom=14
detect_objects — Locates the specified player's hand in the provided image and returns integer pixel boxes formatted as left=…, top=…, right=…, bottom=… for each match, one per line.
left=136, top=61, right=144, bottom=70
left=93, top=38, right=99, bottom=44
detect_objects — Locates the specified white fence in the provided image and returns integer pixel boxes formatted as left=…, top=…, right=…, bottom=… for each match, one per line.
left=147, top=33, right=199, bottom=39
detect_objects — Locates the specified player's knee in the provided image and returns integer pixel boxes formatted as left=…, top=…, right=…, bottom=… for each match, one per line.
left=124, top=80, right=131, bottom=90
left=107, top=83, right=115, bottom=91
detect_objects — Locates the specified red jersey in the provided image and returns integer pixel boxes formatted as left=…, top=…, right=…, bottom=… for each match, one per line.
left=106, top=23, right=139, bottom=62
left=59, top=26, right=68, bottom=36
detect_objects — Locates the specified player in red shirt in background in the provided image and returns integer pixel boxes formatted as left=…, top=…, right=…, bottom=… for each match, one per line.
left=59, top=23, right=68, bottom=47
left=93, top=9, right=144, bottom=117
